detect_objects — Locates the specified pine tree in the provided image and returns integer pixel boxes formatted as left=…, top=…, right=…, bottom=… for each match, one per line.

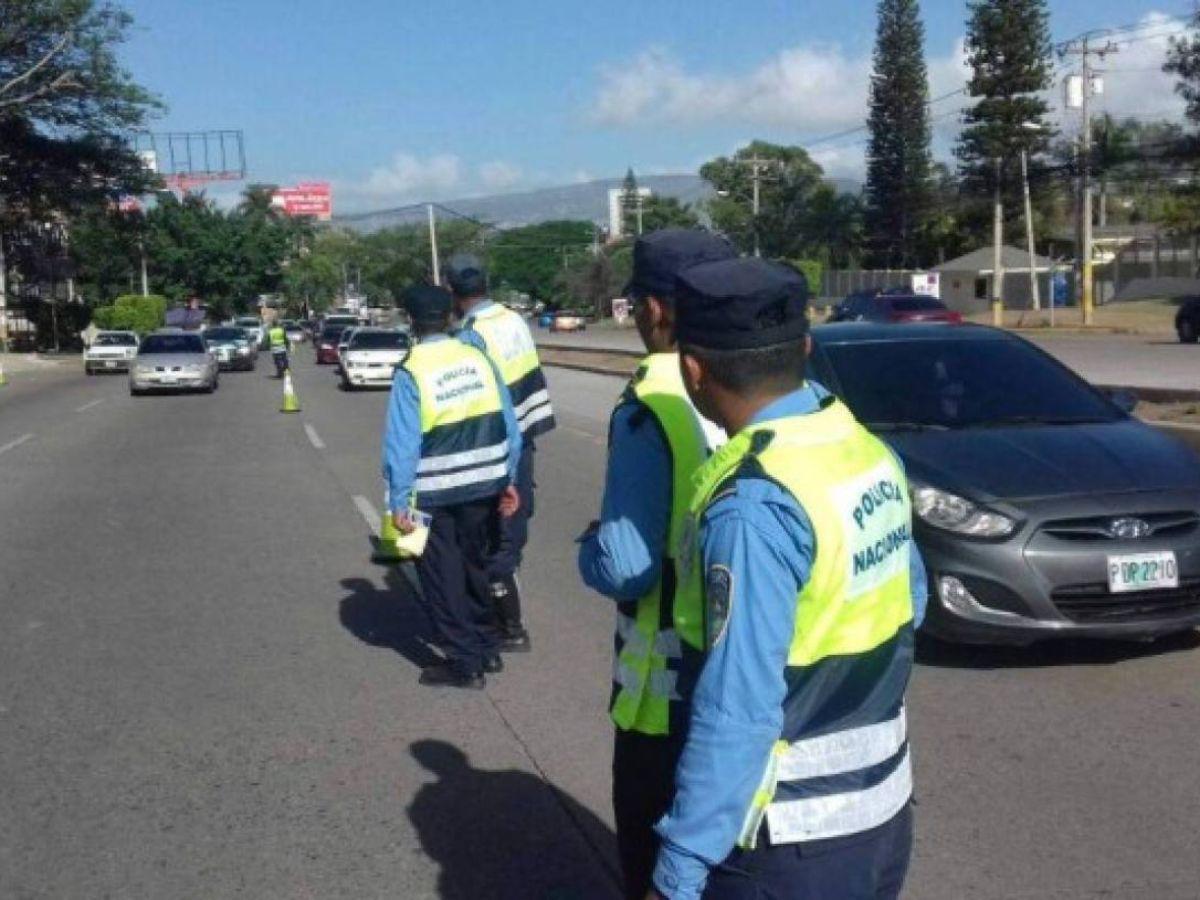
left=865, top=0, right=932, bottom=268
left=620, top=167, right=641, bottom=237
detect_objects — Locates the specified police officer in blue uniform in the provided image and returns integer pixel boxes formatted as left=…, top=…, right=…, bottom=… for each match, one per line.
left=649, top=259, right=928, bottom=899
left=577, top=229, right=734, bottom=899
left=382, top=284, right=523, bottom=689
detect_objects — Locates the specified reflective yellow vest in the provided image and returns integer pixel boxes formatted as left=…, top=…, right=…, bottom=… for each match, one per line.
left=403, top=338, right=510, bottom=508
left=463, top=303, right=555, bottom=438
left=609, top=353, right=711, bottom=736
left=683, top=397, right=915, bottom=847
left=268, top=325, right=287, bottom=349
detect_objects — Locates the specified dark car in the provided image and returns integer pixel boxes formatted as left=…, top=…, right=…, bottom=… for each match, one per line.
left=202, top=326, right=257, bottom=371
left=1176, top=296, right=1200, bottom=344
left=315, top=325, right=347, bottom=365
left=830, top=293, right=961, bottom=324
left=809, top=323, right=1200, bottom=645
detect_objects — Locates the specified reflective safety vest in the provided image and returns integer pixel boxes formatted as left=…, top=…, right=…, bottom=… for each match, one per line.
left=402, top=338, right=510, bottom=509
left=683, top=397, right=915, bottom=847
left=609, top=353, right=712, bottom=736
left=463, top=303, right=555, bottom=439
left=268, top=326, right=287, bottom=349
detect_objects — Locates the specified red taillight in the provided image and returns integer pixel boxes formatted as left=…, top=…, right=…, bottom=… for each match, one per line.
left=946, top=311, right=963, bottom=323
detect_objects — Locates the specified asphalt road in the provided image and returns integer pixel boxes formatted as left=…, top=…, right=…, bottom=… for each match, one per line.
left=538, top=324, right=1200, bottom=391
left=2, top=354, right=1200, bottom=899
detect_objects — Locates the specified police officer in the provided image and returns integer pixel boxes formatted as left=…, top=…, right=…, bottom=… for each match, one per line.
left=649, top=258, right=928, bottom=899
left=576, top=230, right=734, bottom=900
left=382, top=284, right=523, bottom=689
left=446, top=254, right=555, bottom=652
left=268, top=320, right=288, bottom=376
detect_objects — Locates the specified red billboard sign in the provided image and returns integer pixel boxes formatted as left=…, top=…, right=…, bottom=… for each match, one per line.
left=272, top=182, right=332, bottom=221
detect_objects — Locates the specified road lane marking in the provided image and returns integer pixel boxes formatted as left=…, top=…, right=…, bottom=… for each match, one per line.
left=0, top=433, right=34, bottom=455
left=75, top=398, right=105, bottom=413
left=353, top=495, right=382, bottom=533
left=303, top=422, right=326, bottom=450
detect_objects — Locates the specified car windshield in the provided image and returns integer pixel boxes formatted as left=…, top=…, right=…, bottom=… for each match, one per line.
left=889, top=297, right=944, bottom=312
left=236, top=318, right=259, bottom=327
left=350, top=331, right=407, bottom=350
left=204, top=329, right=245, bottom=342
left=821, top=337, right=1122, bottom=430
left=95, top=333, right=137, bottom=346
left=140, top=334, right=206, bottom=354
left=320, top=327, right=345, bottom=340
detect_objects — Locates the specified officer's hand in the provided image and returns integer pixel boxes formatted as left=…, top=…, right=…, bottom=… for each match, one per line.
left=393, top=511, right=417, bottom=534
left=498, top=485, right=521, bottom=518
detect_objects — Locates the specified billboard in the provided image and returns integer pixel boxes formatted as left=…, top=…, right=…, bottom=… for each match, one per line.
left=272, top=182, right=333, bottom=221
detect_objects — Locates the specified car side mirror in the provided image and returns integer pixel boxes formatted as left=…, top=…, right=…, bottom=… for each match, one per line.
left=1107, top=388, right=1138, bottom=414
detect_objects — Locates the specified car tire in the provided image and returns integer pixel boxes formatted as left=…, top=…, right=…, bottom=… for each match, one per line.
left=1179, top=320, right=1199, bottom=344
left=85, top=367, right=94, bottom=376
left=130, top=386, right=143, bottom=397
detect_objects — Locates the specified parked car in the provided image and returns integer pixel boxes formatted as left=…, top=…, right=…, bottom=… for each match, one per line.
left=202, top=326, right=257, bottom=371
left=1176, top=296, right=1200, bottom=343
left=340, top=328, right=410, bottom=390
left=234, top=316, right=265, bottom=348
left=314, top=325, right=347, bottom=365
left=829, top=292, right=961, bottom=324
left=809, top=322, right=1200, bottom=645
left=549, top=312, right=588, bottom=332
left=84, top=331, right=139, bottom=374
left=130, top=330, right=219, bottom=395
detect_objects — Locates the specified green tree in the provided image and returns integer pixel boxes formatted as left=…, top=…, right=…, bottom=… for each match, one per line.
left=865, top=0, right=932, bottom=267
left=640, top=196, right=701, bottom=232
left=91, top=293, right=165, bottom=333
left=487, top=220, right=595, bottom=301
left=620, top=167, right=641, bottom=236
left=1166, top=13, right=1200, bottom=125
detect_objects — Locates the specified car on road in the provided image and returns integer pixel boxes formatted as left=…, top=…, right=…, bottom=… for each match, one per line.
left=828, top=292, right=962, bottom=324
left=84, top=331, right=139, bottom=374
left=549, top=311, right=588, bottom=332
left=202, top=326, right=257, bottom=371
left=314, top=325, right=347, bottom=365
left=1176, top=296, right=1200, bottom=343
left=335, top=326, right=358, bottom=371
left=809, top=322, right=1200, bottom=645
left=281, top=319, right=306, bottom=344
left=340, top=327, right=410, bottom=390
left=130, top=330, right=219, bottom=395
left=234, top=316, right=265, bottom=348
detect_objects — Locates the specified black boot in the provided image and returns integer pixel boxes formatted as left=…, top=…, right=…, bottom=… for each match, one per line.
left=490, top=575, right=531, bottom=652
left=419, top=662, right=485, bottom=689
left=483, top=653, right=505, bottom=674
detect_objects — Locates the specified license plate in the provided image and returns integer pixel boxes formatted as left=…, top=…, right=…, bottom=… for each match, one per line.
left=157, top=375, right=176, bottom=384
left=105, top=361, right=117, bottom=368
left=1107, top=551, right=1179, bottom=594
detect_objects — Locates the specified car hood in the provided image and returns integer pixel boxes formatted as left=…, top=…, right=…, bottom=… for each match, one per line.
left=135, top=353, right=210, bottom=368
left=885, top=419, right=1200, bottom=502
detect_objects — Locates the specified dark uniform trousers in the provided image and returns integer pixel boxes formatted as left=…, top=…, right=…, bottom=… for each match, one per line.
left=702, top=803, right=914, bottom=899
left=612, top=727, right=687, bottom=900
left=489, top=442, right=535, bottom=578
left=415, top=499, right=501, bottom=676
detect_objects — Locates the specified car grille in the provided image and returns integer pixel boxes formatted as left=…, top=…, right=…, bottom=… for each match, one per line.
left=1052, top=578, right=1200, bottom=623
left=1040, top=511, right=1199, bottom=541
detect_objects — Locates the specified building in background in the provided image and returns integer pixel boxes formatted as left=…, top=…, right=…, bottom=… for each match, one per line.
left=607, top=186, right=652, bottom=239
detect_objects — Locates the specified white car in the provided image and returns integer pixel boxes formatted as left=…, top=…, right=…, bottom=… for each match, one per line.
left=340, top=328, right=410, bottom=390
left=235, top=316, right=265, bottom=348
left=85, top=331, right=139, bottom=374
left=335, top=326, right=358, bottom=372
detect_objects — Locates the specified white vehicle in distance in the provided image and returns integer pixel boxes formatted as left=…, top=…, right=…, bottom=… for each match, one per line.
left=335, top=326, right=358, bottom=372
left=84, top=331, right=139, bottom=374
left=235, top=316, right=264, bottom=348
left=340, top=328, right=411, bottom=390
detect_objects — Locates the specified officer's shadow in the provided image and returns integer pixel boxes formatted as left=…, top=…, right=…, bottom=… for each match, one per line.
left=409, top=739, right=621, bottom=900
left=337, top=566, right=442, bottom=671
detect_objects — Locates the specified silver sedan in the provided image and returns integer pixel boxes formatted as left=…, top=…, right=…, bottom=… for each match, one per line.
left=130, top=331, right=219, bottom=395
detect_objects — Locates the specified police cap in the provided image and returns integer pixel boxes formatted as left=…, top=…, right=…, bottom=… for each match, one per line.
left=442, top=253, right=488, bottom=297
left=674, top=258, right=809, bottom=350
left=403, top=283, right=453, bottom=323
left=624, top=229, right=736, bottom=300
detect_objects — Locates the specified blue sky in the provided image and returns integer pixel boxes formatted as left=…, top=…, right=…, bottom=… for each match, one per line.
left=120, top=0, right=1194, bottom=212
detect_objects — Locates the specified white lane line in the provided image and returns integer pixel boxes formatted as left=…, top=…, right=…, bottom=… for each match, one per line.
left=303, top=422, right=326, bottom=450
left=352, top=495, right=382, bottom=534
left=0, top=433, right=35, bottom=455
left=75, top=398, right=105, bottom=413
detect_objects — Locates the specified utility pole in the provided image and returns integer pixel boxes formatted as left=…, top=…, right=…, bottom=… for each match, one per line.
left=635, top=195, right=644, bottom=236
left=1062, top=33, right=1118, bottom=325
left=427, top=204, right=441, bottom=286
left=139, top=240, right=149, bottom=297
left=991, top=157, right=1004, bottom=327
left=737, top=156, right=774, bottom=258
left=1021, top=148, right=1041, bottom=313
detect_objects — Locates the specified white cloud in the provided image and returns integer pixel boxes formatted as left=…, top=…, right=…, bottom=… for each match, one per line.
left=478, top=160, right=522, bottom=190
left=1073, top=13, right=1188, bottom=124
left=359, top=152, right=463, bottom=199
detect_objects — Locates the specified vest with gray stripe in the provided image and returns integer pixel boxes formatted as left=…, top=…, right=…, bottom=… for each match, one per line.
left=414, top=410, right=509, bottom=508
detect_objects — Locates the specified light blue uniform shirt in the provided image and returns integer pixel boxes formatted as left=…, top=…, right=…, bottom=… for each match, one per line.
left=381, top=333, right=522, bottom=514
left=652, top=385, right=928, bottom=900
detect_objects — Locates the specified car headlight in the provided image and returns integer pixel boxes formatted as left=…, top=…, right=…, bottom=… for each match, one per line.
left=910, top=481, right=1016, bottom=538
left=185, top=364, right=203, bottom=374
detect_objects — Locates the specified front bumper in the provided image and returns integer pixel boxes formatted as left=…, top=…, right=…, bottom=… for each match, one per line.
left=919, top=491, right=1200, bottom=645
left=344, top=366, right=397, bottom=387
left=86, top=357, right=132, bottom=372
left=130, top=373, right=212, bottom=391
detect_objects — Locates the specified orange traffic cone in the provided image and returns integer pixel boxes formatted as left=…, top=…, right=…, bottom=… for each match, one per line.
left=280, top=369, right=300, bottom=413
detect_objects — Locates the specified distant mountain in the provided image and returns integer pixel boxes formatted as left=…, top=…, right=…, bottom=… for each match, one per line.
left=334, top=174, right=862, bottom=233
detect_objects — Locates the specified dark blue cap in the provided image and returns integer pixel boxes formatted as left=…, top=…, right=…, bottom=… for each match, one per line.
left=675, top=258, right=809, bottom=350
left=624, top=229, right=735, bottom=300
left=442, top=253, right=488, bottom=297
left=403, top=284, right=453, bottom=323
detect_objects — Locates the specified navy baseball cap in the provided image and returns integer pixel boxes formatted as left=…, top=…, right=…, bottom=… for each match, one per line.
left=674, top=258, right=809, bottom=350
left=442, top=253, right=488, bottom=296
left=403, top=284, right=453, bottom=323
left=624, top=229, right=735, bottom=300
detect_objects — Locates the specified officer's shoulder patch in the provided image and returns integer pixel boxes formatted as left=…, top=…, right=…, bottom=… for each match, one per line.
left=706, top=564, right=735, bottom=647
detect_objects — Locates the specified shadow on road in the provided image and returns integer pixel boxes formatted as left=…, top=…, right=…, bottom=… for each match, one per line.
left=916, top=628, right=1200, bottom=670
left=409, top=739, right=620, bottom=900
left=338, top=567, right=442, bottom=671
